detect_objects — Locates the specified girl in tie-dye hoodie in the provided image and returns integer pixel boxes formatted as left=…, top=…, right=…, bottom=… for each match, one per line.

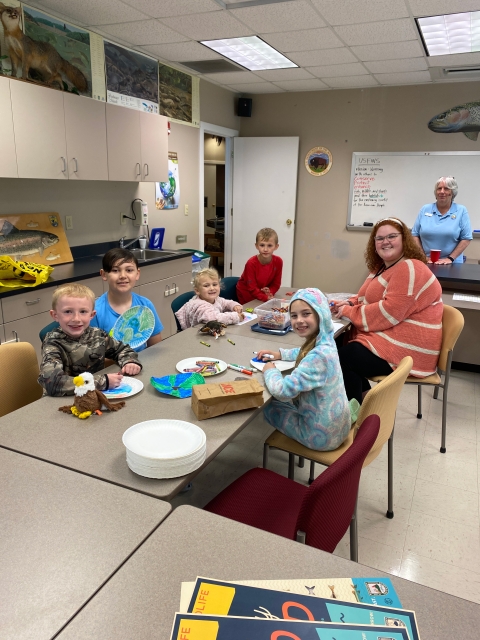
left=260, top=288, right=352, bottom=451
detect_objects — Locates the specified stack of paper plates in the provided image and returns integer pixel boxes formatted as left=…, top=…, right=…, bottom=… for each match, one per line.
left=122, top=419, right=206, bottom=479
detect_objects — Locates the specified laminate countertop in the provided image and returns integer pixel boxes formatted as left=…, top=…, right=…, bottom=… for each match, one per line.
left=429, top=262, right=480, bottom=289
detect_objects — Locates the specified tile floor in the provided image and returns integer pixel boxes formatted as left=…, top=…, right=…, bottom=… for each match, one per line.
left=171, top=369, right=480, bottom=604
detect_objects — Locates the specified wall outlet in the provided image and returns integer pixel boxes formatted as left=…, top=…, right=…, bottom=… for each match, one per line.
left=65, top=215, right=73, bottom=230
left=176, top=235, right=187, bottom=243
left=120, top=212, right=127, bottom=225
left=184, top=204, right=189, bottom=216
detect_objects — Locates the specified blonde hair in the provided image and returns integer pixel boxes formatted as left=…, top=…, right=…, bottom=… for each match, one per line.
left=193, top=267, right=220, bottom=291
left=291, top=300, right=320, bottom=368
left=256, top=227, right=278, bottom=244
left=52, top=283, right=96, bottom=310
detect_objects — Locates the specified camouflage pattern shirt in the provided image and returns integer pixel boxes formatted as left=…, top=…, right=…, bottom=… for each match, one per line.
left=38, top=326, right=141, bottom=396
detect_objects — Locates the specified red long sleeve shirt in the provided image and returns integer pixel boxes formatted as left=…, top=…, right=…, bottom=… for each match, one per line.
left=236, top=254, right=283, bottom=304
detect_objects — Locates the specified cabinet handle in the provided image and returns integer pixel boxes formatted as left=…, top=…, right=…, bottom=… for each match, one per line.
left=136, top=162, right=141, bottom=177
left=172, top=282, right=178, bottom=294
left=73, top=157, right=78, bottom=173
left=164, top=284, right=170, bottom=297
left=25, top=298, right=41, bottom=305
left=144, top=163, right=149, bottom=177
left=61, top=156, right=67, bottom=173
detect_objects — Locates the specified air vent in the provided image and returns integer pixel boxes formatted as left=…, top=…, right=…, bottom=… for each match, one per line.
left=181, top=59, right=244, bottom=74
left=430, top=66, right=480, bottom=80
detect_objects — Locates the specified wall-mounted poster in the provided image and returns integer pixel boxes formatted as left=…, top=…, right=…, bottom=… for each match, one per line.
left=0, top=213, right=73, bottom=265
left=105, top=40, right=159, bottom=113
left=156, top=152, right=180, bottom=210
left=0, top=2, right=92, bottom=97
left=428, top=101, right=480, bottom=142
left=159, top=63, right=199, bottom=127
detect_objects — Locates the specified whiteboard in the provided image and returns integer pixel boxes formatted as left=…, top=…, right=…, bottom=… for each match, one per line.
left=347, top=152, right=480, bottom=232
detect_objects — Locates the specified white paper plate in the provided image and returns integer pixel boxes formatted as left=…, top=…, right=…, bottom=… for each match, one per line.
left=122, top=419, right=206, bottom=460
left=104, top=377, right=144, bottom=399
left=176, top=357, right=227, bottom=376
left=126, top=449, right=206, bottom=479
left=250, top=358, right=295, bottom=372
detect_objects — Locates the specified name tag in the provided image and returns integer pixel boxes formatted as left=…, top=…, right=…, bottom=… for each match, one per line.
left=425, top=213, right=433, bottom=216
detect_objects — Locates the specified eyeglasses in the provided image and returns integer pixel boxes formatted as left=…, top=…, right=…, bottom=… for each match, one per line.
left=374, top=233, right=402, bottom=243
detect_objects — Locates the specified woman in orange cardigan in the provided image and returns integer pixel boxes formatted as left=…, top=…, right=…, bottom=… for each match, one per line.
left=330, top=217, right=443, bottom=405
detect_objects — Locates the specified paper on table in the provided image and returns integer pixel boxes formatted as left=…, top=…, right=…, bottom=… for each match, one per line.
left=452, top=293, right=480, bottom=303
left=237, top=312, right=257, bottom=326
left=333, top=321, right=345, bottom=332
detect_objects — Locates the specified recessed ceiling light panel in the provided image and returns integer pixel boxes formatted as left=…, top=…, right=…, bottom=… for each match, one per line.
left=418, top=11, right=480, bottom=56
left=200, top=36, right=297, bottom=70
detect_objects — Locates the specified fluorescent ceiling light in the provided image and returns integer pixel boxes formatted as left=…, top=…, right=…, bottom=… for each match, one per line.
left=200, top=36, right=297, bottom=71
left=417, top=11, right=480, bottom=56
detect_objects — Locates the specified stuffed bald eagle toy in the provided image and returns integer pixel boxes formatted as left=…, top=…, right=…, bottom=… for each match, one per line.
left=59, top=372, right=126, bottom=419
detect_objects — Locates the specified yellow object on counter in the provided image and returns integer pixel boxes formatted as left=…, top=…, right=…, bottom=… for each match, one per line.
left=0, top=255, right=54, bottom=288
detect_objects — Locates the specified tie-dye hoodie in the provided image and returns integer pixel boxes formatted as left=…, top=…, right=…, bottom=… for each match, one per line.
left=263, top=288, right=351, bottom=451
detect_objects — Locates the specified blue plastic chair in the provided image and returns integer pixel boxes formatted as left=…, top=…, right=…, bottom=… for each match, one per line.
left=171, top=291, right=195, bottom=332
left=39, top=321, right=59, bottom=342
left=221, top=276, right=239, bottom=301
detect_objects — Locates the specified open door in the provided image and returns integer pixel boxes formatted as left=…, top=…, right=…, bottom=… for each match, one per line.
left=232, top=137, right=299, bottom=287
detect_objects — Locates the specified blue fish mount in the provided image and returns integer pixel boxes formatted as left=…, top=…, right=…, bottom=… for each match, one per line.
left=428, top=101, right=480, bottom=141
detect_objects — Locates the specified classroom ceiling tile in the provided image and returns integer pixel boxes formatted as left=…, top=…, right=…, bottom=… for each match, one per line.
left=230, top=1, right=325, bottom=34
left=312, top=0, right=409, bottom=25
left=426, top=51, right=480, bottom=66
left=140, top=41, right=222, bottom=61
left=272, top=78, right=329, bottom=90
left=121, top=0, right=221, bottom=18
left=228, top=82, right=286, bottom=93
left=161, top=10, right=254, bottom=40
left=408, top=0, right=480, bottom=17
left=254, top=67, right=315, bottom=81
left=263, top=28, right=343, bottom=52
left=287, top=48, right=358, bottom=66
left=99, top=20, right=187, bottom=45
left=375, top=70, right=432, bottom=84
left=365, top=58, right=428, bottom=73
left=28, top=0, right=149, bottom=26
left=334, top=19, right=418, bottom=46
left=351, top=41, right=425, bottom=61
left=307, top=62, right=368, bottom=78
left=202, top=71, right=265, bottom=84
left=323, top=75, right=379, bottom=88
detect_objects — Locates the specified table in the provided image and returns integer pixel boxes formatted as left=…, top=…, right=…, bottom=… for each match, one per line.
left=0, top=331, right=298, bottom=500
left=55, top=505, right=480, bottom=640
left=0, top=448, right=171, bottom=640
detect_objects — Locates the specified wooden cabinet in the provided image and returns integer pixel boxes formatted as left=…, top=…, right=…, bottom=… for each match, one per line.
left=10, top=81, right=68, bottom=179
left=64, top=94, right=108, bottom=181
left=140, top=111, right=168, bottom=182
left=105, top=103, right=142, bottom=181
left=3, top=311, right=52, bottom=364
left=138, top=270, right=191, bottom=339
left=0, top=77, right=18, bottom=178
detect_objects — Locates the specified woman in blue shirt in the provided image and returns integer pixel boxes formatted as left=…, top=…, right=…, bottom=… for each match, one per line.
left=412, top=176, right=472, bottom=265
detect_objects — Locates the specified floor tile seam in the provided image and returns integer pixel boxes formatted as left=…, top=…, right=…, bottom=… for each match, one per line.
left=355, top=532, right=406, bottom=558
left=408, top=503, right=480, bottom=530
left=407, top=505, right=480, bottom=543
left=398, top=547, right=480, bottom=580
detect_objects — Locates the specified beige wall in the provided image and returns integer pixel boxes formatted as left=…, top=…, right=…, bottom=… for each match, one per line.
left=239, top=81, right=480, bottom=293
left=200, top=79, right=241, bottom=131
left=204, top=135, right=226, bottom=162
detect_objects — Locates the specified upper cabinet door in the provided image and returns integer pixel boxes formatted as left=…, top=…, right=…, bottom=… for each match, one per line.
left=140, top=112, right=168, bottom=182
left=10, top=81, right=68, bottom=179
left=105, top=103, right=141, bottom=181
left=0, top=77, right=18, bottom=178
left=64, top=94, right=108, bottom=180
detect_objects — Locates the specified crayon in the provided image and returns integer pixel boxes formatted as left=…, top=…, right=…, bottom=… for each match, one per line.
left=227, top=339, right=235, bottom=345
left=200, top=341, right=210, bottom=347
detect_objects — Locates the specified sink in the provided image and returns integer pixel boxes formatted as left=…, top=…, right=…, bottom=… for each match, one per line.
left=127, top=248, right=181, bottom=262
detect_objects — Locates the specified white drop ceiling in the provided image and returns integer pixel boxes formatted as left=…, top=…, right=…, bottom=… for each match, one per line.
left=27, top=0, right=480, bottom=93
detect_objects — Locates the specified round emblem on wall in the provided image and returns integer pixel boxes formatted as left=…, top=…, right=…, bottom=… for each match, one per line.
left=305, top=146, right=333, bottom=176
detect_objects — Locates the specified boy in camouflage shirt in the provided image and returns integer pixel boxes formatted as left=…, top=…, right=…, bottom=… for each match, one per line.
left=39, top=283, right=141, bottom=396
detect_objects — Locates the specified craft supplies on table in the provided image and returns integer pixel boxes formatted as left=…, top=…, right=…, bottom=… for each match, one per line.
left=250, top=322, right=293, bottom=336
left=255, top=298, right=291, bottom=330
left=227, top=364, right=252, bottom=375
left=104, top=377, right=144, bottom=399
left=250, top=358, right=295, bottom=372
left=150, top=373, right=204, bottom=398
left=176, top=357, right=227, bottom=376
left=112, top=306, right=155, bottom=349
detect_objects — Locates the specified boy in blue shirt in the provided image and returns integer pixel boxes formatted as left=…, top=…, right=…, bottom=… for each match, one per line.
left=91, top=248, right=163, bottom=351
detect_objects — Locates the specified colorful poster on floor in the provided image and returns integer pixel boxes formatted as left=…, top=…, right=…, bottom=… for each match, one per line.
left=159, top=63, right=199, bottom=127
left=104, top=40, right=159, bottom=113
left=156, top=151, right=180, bottom=210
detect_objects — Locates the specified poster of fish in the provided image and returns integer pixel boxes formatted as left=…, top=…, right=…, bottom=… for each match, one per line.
left=0, top=2, right=92, bottom=96
left=428, top=101, right=480, bottom=142
left=0, top=213, right=73, bottom=265
left=104, top=40, right=159, bottom=113
left=159, top=62, right=200, bottom=126
left=156, top=151, right=180, bottom=209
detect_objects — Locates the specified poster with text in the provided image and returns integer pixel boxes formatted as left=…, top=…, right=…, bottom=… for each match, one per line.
left=156, top=151, right=180, bottom=209
left=159, top=63, right=199, bottom=126
left=105, top=40, right=158, bottom=113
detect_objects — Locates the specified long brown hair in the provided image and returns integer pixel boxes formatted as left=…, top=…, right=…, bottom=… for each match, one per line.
left=364, top=217, right=427, bottom=273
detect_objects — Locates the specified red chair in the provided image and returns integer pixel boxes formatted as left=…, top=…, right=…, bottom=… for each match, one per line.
left=204, top=414, right=380, bottom=561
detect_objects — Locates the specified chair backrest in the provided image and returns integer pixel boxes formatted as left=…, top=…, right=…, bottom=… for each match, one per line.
left=437, top=305, right=464, bottom=372
left=0, top=342, right=43, bottom=418
left=356, top=356, right=413, bottom=467
left=296, top=414, right=380, bottom=552
left=39, top=321, right=59, bottom=343
left=170, top=291, right=195, bottom=332
left=221, top=276, right=239, bottom=301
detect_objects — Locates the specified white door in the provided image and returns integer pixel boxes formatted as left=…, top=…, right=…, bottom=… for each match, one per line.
left=232, top=137, right=299, bottom=286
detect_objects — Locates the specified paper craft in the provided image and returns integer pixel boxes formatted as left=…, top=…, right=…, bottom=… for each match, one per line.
left=104, top=377, right=144, bottom=399
left=333, top=321, right=345, bottom=333
left=250, top=358, right=295, bottom=372
left=237, top=312, right=257, bottom=325
left=187, top=578, right=418, bottom=640
left=170, top=613, right=410, bottom=640
left=150, top=373, right=204, bottom=398
left=112, top=306, right=155, bottom=349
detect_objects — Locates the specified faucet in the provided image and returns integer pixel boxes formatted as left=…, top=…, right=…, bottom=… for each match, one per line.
left=119, top=235, right=146, bottom=249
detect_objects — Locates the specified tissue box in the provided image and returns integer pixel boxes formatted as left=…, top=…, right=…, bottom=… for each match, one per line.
left=255, top=298, right=291, bottom=330
left=192, top=380, right=265, bottom=421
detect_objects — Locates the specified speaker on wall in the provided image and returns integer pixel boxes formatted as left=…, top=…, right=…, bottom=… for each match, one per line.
left=238, top=97, right=252, bottom=117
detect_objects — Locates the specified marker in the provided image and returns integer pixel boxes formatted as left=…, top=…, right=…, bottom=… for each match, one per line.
left=228, top=364, right=252, bottom=375
left=329, top=301, right=335, bottom=308
left=200, top=341, right=210, bottom=347
left=474, top=230, right=480, bottom=232
left=253, top=352, right=274, bottom=359
left=227, top=339, right=235, bottom=345
left=231, top=363, right=255, bottom=372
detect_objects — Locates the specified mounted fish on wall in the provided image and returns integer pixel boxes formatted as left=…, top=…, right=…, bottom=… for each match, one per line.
left=428, top=102, right=480, bottom=141
left=0, top=213, right=73, bottom=265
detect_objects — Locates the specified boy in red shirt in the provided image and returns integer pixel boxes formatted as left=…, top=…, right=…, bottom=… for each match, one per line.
left=236, top=227, right=283, bottom=304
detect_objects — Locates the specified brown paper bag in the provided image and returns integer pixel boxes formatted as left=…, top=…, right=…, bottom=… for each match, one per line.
left=192, top=379, right=265, bottom=421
